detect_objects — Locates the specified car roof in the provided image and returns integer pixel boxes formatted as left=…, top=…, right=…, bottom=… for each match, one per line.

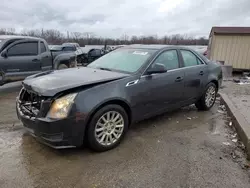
left=62, top=43, right=77, bottom=46
left=123, top=44, right=196, bottom=51
left=0, top=35, right=41, bottom=40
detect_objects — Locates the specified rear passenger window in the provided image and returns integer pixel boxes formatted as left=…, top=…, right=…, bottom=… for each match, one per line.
left=180, top=50, right=199, bottom=67
left=153, top=50, right=179, bottom=70
left=41, top=42, right=46, bottom=53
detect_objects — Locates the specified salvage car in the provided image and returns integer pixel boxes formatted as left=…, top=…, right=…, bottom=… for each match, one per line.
left=50, top=42, right=86, bottom=65
left=16, top=45, right=222, bottom=151
left=0, top=35, right=77, bottom=86
left=80, top=46, right=106, bottom=66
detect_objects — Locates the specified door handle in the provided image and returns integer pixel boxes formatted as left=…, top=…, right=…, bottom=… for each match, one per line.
left=199, top=71, right=204, bottom=75
left=32, top=59, right=40, bottom=62
left=175, top=77, right=183, bottom=82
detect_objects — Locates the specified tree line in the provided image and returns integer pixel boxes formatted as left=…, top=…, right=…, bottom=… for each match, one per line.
left=0, top=28, right=208, bottom=46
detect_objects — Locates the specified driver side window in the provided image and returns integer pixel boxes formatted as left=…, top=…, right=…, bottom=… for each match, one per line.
left=8, top=42, right=38, bottom=56
left=152, top=50, right=179, bottom=70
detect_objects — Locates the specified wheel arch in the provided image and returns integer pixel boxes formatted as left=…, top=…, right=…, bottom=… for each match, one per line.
left=83, top=98, right=132, bottom=142
left=0, top=70, right=5, bottom=86
left=53, top=53, right=76, bottom=69
left=209, top=79, right=219, bottom=91
left=85, top=98, right=132, bottom=127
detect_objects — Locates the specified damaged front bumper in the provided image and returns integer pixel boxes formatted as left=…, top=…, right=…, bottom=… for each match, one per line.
left=16, top=90, right=85, bottom=149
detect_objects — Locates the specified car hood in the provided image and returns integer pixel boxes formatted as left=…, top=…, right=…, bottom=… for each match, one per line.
left=22, top=67, right=129, bottom=96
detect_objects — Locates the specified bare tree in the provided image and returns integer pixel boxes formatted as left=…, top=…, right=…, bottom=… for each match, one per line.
left=0, top=27, right=208, bottom=46
left=0, top=28, right=16, bottom=35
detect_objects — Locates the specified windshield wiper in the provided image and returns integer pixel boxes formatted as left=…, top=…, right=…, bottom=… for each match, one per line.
left=98, top=67, right=112, bottom=71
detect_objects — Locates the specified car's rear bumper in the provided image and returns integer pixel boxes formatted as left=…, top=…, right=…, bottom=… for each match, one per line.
left=16, top=101, right=85, bottom=149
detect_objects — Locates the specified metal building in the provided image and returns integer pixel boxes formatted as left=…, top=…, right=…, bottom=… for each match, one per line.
left=207, top=27, right=250, bottom=70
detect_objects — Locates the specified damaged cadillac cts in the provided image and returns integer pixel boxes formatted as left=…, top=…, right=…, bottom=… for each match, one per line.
left=16, top=45, right=222, bottom=151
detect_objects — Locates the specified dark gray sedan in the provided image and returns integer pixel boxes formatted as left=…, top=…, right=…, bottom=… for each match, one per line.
left=16, top=45, right=222, bottom=151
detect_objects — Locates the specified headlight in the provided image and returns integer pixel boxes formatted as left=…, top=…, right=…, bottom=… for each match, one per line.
left=47, top=93, right=77, bottom=119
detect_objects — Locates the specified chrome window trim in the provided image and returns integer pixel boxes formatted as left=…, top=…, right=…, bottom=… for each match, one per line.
left=140, top=64, right=206, bottom=78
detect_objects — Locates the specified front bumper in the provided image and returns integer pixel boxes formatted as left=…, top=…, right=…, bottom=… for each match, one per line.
left=16, top=100, right=85, bottom=149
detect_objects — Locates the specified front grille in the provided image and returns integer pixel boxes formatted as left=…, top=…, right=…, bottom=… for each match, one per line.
left=18, top=88, right=45, bottom=118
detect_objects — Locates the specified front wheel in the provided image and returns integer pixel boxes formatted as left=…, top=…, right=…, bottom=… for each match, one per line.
left=195, top=82, right=217, bottom=111
left=58, top=64, right=68, bottom=70
left=87, top=104, right=128, bottom=152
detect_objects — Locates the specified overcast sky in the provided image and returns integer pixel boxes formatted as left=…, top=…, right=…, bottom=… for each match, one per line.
left=1, top=0, right=250, bottom=38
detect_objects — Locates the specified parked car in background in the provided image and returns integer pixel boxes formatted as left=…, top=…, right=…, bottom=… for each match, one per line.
left=50, top=42, right=86, bottom=66
left=0, top=35, right=77, bottom=86
left=16, top=45, right=222, bottom=152
left=80, top=46, right=106, bottom=66
left=79, top=45, right=124, bottom=66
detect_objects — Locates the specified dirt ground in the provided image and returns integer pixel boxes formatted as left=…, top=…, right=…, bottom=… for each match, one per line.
left=0, top=82, right=250, bottom=188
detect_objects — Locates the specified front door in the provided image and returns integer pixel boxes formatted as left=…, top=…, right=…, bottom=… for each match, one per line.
left=39, top=41, right=53, bottom=71
left=4, top=40, right=41, bottom=82
left=130, top=49, right=185, bottom=120
left=179, top=49, right=208, bottom=100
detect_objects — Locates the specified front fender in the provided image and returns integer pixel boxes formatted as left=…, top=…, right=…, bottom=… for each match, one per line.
left=74, top=79, right=131, bottom=125
left=83, top=97, right=131, bottom=127
left=53, top=53, right=76, bottom=69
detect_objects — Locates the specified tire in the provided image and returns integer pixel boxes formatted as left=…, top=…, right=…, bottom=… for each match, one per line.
left=195, top=82, right=217, bottom=111
left=58, top=64, right=68, bottom=70
left=87, top=104, right=129, bottom=152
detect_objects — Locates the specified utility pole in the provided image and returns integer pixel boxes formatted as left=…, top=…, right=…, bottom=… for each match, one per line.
left=41, top=28, right=44, bottom=38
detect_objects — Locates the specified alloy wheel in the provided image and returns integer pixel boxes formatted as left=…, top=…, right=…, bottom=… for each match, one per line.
left=205, top=86, right=216, bottom=108
left=94, top=111, right=124, bottom=146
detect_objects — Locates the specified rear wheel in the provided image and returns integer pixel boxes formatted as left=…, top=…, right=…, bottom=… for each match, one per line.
left=58, top=64, right=68, bottom=70
left=87, top=104, right=128, bottom=152
left=195, top=82, right=217, bottom=111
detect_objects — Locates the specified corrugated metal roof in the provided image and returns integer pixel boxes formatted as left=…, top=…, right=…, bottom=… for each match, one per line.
left=210, top=27, right=250, bottom=36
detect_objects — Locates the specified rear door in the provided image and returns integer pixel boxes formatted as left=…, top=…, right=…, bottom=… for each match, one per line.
left=39, top=41, right=53, bottom=71
left=179, top=49, right=208, bottom=101
left=4, top=40, right=41, bottom=81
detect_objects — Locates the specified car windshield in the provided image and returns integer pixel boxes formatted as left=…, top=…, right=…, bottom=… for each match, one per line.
left=62, top=46, right=75, bottom=51
left=49, top=45, right=62, bottom=51
left=87, top=48, right=156, bottom=73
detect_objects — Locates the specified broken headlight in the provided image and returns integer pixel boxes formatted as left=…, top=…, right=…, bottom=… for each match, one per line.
left=47, top=93, right=77, bottom=119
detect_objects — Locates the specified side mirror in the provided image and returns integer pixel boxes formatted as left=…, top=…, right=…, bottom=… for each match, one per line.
left=1, top=50, right=7, bottom=58
left=146, top=63, right=167, bottom=75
